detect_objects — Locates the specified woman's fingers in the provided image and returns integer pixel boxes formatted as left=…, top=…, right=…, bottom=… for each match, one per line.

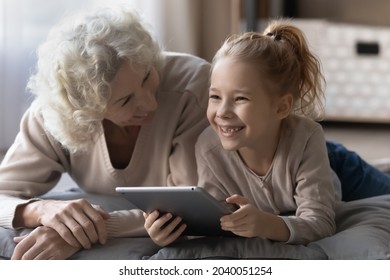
left=50, top=218, right=85, bottom=248
left=13, top=235, right=27, bottom=244
left=12, top=226, right=81, bottom=260
left=82, top=203, right=108, bottom=244
left=70, top=200, right=107, bottom=245
left=40, top=199, right=107, bottom=248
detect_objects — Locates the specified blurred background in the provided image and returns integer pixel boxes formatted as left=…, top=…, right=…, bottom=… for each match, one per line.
left=1, top=0, right=390, bottom=163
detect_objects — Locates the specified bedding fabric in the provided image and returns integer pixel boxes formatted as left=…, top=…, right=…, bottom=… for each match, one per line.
left=1, top=189, right=390, bottom=260
left=308, top=195, right=390, bottom=259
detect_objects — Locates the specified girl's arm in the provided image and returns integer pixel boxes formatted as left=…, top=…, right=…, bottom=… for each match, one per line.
left=284, top=126, right=337, bottom=244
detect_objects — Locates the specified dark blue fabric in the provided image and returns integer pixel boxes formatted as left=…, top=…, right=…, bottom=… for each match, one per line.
left=327, top=141, right=390, bottom=201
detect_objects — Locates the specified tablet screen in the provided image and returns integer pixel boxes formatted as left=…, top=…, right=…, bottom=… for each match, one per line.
left=116, top=186, right=235, bottom=236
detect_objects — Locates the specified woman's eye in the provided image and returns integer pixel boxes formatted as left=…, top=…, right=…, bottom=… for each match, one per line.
left=121, top=95, right=133, bottom=107
left=142, top=70, right=151, bottom=86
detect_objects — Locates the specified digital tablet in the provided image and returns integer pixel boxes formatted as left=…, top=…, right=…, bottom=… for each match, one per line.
left=115, top=186, right=236, bottom=236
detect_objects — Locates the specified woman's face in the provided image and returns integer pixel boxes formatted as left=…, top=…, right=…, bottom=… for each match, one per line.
left=105, top=62, right=160, bottom=127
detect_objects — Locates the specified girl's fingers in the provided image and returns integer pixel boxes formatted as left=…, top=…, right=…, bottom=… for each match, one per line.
left=144, top=210, right=160, bottom=229
left=226, top=194, right=248, bottom=206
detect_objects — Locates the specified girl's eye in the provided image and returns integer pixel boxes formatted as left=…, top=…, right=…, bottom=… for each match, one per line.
left=209, top=94, right=220, bottom=100
left=236, top=96, right=248, bottom=101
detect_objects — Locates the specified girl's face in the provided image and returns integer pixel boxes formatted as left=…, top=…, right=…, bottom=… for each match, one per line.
left=208, top=57, right=286, bottom=152
left=105, top=62, right=160, bottom=127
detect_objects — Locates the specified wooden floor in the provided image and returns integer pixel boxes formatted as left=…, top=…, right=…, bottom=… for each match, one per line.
left=322, top=121, right=390, bottom=163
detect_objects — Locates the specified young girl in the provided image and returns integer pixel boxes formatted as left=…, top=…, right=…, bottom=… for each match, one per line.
left=194, top=20, right=337, bottom=245
left=144, top=20, right=337, bottom=246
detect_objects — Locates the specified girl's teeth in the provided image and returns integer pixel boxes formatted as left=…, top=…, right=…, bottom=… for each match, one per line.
left=221, top=127, right=241, bottom=133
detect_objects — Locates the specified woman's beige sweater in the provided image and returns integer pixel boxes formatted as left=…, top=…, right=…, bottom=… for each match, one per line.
left=0, top=52, right=210, bottom=237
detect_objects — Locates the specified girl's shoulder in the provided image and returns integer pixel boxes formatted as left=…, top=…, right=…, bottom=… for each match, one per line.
left=284, top=115, right=323, bottom=135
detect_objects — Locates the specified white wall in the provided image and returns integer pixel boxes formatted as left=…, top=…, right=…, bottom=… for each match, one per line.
left=297, top=0, right=390, bottom=26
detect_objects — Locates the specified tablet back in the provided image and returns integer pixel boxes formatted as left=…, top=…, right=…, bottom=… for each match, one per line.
left=116, top=186, right=235, bottom=236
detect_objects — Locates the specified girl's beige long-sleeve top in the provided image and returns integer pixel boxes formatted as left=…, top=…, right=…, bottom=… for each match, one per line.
left=196, top=115, right=337, bottom=245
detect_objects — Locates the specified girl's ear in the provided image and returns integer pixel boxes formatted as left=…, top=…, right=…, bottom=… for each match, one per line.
left=276, top=93, right=293, bottom=119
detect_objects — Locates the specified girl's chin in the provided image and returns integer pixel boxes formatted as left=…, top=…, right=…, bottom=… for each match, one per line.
left=220, top=141, right=240, bottom=151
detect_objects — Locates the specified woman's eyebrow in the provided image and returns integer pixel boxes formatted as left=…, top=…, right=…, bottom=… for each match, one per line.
left=141, top=70, right=151, bottom=87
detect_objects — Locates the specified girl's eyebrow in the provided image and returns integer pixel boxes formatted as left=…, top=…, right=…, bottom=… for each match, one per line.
left=209, top=86, right=252, bottom=94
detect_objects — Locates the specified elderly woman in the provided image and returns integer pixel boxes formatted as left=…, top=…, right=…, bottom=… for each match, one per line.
left=0, top=6, right=210, bottom=259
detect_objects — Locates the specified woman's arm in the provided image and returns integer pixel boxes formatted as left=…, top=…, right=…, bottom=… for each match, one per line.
left=0, top=107, right=68, bottom=228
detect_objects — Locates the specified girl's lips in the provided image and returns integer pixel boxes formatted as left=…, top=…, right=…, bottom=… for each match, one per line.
left=218, top=125, right=244, bottom=137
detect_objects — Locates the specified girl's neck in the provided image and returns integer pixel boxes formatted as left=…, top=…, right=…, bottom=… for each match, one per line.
left=238, top=124, right=282, bottom=177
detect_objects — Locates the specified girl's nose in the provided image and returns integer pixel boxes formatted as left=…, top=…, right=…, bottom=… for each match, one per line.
left=216, top=101, right=233, bottom=119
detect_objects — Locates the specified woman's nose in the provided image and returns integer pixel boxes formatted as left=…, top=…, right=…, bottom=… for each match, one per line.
left=137, top=89, right=157, bottom=112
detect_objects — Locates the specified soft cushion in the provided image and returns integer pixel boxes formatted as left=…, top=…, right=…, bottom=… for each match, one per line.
left=148, top=236, right=326, bottom=259
left=1, top=189, right=390, bottom=260
left=308, top=195, right=390, bottom=259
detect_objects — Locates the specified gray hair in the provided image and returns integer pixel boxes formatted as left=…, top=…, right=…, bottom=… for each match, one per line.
left=28, top=5, right=164, bottom=153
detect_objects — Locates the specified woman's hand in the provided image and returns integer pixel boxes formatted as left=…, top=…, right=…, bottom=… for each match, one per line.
left=17, top=199, right=110, bottom=249
left=143, top=210, right=186, bottom=247
left=220, top=194, right=289, bottom=242
left=11, top=226, right=81, bottom=260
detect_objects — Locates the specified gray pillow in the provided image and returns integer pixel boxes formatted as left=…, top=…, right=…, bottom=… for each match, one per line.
left=150, top=195, right=390, bottom=260
left=309, top=195, right=390, bottom=259
left=2, top=190, right=390, bottom=260
left=0, top=188, right=162, bottom=260
left=148, top=236, right=327, bottom=259
left=0, top=228, right=33, bottom=259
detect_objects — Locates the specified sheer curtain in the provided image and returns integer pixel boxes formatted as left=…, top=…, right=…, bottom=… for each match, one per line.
left=136, top=0, right=236, bottom=61
left=136, top=0, right=202, bottom=55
